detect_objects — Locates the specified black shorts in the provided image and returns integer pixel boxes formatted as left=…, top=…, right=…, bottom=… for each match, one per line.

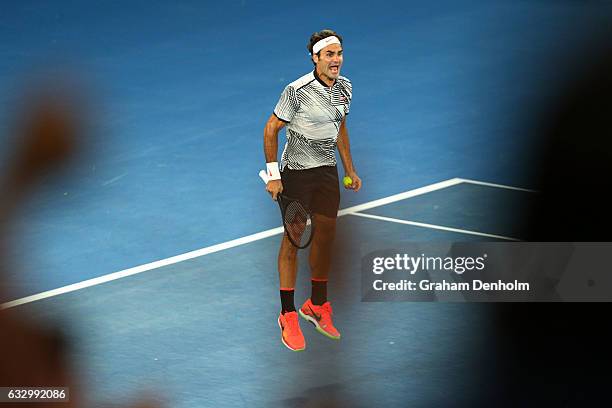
left=281, top=166, right=340, bottom=218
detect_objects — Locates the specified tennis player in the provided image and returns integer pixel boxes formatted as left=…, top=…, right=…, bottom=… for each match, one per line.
left=263, top=29, right=362, bottom=351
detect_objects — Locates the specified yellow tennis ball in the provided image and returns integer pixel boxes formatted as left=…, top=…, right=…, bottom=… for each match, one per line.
left=343, top=176, right=353, bottom=187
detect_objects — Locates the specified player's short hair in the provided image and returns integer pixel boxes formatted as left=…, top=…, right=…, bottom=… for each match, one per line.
left=307, top=29, right=343, bottom=64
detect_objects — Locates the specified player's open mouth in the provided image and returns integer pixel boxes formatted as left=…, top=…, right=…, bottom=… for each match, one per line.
left=330, top=66, right=339, bottom=73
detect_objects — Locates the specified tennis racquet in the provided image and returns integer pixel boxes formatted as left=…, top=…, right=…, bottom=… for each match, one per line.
left=259, top=170, right=314, bottom=249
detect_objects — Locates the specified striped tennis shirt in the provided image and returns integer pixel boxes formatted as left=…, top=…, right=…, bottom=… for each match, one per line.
left=273, top=70, right=352, bottom=171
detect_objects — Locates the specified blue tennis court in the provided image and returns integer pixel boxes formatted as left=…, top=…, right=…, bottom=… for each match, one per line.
left=4, top=179, right=536, bottom=406
left=1, top=1, right=611, bottom=407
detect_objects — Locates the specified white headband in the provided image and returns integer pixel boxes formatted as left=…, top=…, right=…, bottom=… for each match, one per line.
left=312, top=36, right=341, bottom=54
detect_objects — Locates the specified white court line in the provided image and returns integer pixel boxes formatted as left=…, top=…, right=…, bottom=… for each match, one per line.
left=456, top=178, right=538, bottom=193
left=0, top=226, right=281, bottom=309
left=338, top=178, right=464, bottom=216
left=1, top=178, right=464, bottom=309
left=349, top=212, right=521, bottom=241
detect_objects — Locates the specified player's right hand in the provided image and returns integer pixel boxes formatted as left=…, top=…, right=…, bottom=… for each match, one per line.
left=266, top=179, right=283, bottom=201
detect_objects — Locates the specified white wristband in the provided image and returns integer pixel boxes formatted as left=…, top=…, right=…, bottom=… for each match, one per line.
left=266, top=162, right=281, bottom=180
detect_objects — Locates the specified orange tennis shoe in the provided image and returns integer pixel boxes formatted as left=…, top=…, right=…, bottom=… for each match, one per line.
left=299, top=298, right=341, bottom=340
left=278, top=311, right=306, bottom=351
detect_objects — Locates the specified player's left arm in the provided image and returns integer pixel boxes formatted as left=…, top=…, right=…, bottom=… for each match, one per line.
left=337, top=117, right=362, bottom=192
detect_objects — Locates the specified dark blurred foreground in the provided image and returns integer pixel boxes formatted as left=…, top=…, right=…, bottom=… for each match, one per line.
left=491, top=30, right=612, bottom=407
left=0, top=81, right=162, bottom=408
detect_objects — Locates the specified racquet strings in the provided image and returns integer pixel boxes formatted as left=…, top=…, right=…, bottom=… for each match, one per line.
left=282, top=198, right=313, bottom=248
